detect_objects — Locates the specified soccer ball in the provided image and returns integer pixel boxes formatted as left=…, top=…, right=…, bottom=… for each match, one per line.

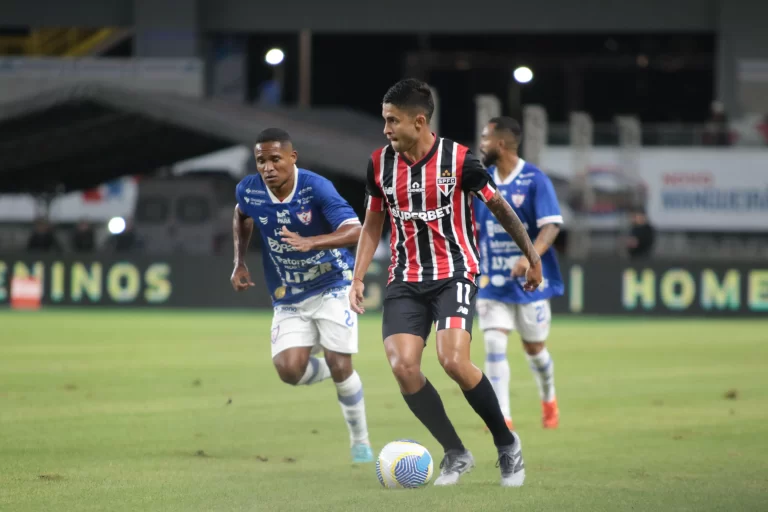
left=375, top=439, right=433, bottom=489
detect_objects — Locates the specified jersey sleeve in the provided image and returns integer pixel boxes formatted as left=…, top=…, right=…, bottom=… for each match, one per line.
left=235, top=180, right=250, bottom=217
left=316, top=178, right=361, bottom=230
left=533, top=173, right=564, bottom=227
left=365, top=158, right=385, bottom=212
left=461, top=150, right=497, bottom=203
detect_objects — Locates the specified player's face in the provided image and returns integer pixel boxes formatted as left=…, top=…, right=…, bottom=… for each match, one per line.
left=480, top=124, right=502, bottom=167
left=254, top=142, right=297, bottom=191
left=382, top=103, right=426, bottom=153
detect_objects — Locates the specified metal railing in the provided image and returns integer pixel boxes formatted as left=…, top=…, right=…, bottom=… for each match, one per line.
left=547, top=122, right=757, bottom=147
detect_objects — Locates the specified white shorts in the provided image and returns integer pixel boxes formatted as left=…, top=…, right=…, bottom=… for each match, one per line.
left=476, top=298, right=551, bottom=342
left=270, top=286, right=358, bottom=358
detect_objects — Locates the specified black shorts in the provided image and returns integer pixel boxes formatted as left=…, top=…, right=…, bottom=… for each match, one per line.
left=382, top=276, right=477, bottom=343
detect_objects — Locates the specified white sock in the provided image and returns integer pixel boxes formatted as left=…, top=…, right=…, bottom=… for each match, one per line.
left=484, top=329, right=511, bottom=419
left=526, top=348, right=556, bottom=403
left=297, top=357, right=332, bottom=385
left=335, top=371, right=369, bottom=445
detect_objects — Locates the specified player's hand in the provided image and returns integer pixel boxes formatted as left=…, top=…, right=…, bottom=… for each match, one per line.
left=511, top=257, right=530, bottom=277
left=280, top=226, right=314, bottom=252
left=523, top=258, right=543, bottom=292
left=231, top=263, right=255, bottom=291
left=349, top=279, right=365, bottom=314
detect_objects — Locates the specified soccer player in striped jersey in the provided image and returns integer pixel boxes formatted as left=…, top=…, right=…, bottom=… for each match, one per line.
left=349, top=79, right=542, bottom=487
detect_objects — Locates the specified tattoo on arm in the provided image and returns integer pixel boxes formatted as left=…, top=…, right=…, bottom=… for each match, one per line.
left=485, top=191, right=540, bottom=265
left=534, top=224, right=560, bottom=255
left=233, top=205, right=254, bottom=265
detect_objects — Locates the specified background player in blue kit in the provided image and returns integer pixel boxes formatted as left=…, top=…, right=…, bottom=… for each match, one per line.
left=231, top=128, right=373, bottom=463
left=474, top=117, right=564, bottom=430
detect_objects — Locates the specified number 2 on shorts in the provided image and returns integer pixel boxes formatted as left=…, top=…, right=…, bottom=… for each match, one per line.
left=456, top=282, right=471, bottom=305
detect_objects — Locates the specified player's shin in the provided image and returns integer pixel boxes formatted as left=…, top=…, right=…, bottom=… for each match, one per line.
left=297, top=357, right=332, bottom=385
left=463, top=374, right=516, bottom=447
left=403, top=379, right=465, bottom=453
left=484, top=329, right=511, bottom=419
left=335, top=370, right=370, bottom=446
left=525, top=347, right=556, bottom=403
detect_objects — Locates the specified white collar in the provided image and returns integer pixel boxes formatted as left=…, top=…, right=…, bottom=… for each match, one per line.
left=266, top=165, right=299, bottom=203
left=494, top=158, right=526, bottom=186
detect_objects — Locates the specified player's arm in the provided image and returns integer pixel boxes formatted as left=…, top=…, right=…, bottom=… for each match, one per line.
left=280, top=179, right=362, bottom=251
left=485, top=192, right=540, bottom=267
left=231, top=185, right=255, bottom=291
left=282, top=221, right=361, bottom=251
left=349, top=159, right=387, bottom=313
left=461, top=152, right=540, bottom=268
left=530, top=174, right=564, bottom=256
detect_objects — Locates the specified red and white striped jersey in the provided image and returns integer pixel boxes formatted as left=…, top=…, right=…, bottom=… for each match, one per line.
left=365, top=136, right=497, bottom=284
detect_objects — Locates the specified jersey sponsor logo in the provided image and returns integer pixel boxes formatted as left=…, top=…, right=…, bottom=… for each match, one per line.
left=410, top=181, right=425, bottom=193
left=491, top=255, right=520, bottom=271
left=298, top=186, right=313, bottom=195
left=246, top=188, right=266, bottom=195
left=390, top=204, right=452, bottom=222
left=272, top=252, right=327, bottom=270
left=267, top=237, right=296, bottom=254
left=259, top=216, right=269, bottom=224
left=490, top=239, right=521, bottom=252
left=244, top=196, right=266, bottom=206
left=511, top=193, right=525, bottom=208
left=283, top=261, right=336, bottom=285
left=276, top=210, right=291, bottom=224
left=297, top=210, right=312, bottom=225
left=383, top=186, right=394, bottom=195
left=438, top=168, right=456, bottom=197
left=515, top=179, right=533, bottom=186
left=485, top=220, right=510, bottom=237
left=276, top=306, right=298, bottom=314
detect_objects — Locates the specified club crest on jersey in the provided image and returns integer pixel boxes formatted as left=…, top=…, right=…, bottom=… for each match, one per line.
left=297, top=209, right=312, bottom=225
left=511, top=193, right=525, bottom=208
left=438, top=168, right=456, bottom=197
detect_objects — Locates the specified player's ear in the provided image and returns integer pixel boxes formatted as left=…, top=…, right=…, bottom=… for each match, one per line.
left=290, top=150, right=298, bottom=165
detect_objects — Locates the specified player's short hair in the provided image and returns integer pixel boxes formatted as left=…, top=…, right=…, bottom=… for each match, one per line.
left=255, top=128, right=292, bottom=145
left=382, top=78, right=434, bottom=122
left=489, top=117, right=522, bottom=144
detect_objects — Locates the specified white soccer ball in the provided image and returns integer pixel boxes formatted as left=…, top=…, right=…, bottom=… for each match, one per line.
left=375, top=439, right=433, bottom=489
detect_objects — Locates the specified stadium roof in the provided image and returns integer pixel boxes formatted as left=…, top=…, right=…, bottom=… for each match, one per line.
left=0, top=84, right=384, bottom=194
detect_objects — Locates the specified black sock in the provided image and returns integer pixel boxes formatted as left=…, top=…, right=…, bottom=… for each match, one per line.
left=403, top=379, right=465, bottom=453
left=463, top=374, right=515, bottom=447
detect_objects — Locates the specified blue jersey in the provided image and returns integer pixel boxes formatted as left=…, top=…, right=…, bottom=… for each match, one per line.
left=236, top=166, right=359, bottom=305
left=474, top=159, right=564, bottom=304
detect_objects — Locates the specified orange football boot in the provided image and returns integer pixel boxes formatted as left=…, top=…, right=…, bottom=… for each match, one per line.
left=542, top=399, right=559, bottom=429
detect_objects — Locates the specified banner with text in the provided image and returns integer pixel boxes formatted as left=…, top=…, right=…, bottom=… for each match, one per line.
left=1, top=254, right=766, bottom=317
left=541, top=147, right=768, bottom=231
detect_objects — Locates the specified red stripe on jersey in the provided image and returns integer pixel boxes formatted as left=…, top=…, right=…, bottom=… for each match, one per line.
left=424, top=149, right=449, bottom=279
left=371, top=147, right=384, bottom=191
left=451, top=144, right=479, bottom=276
left=394, top=156, right=420, bottom=281
left=367, top=195, right=383, bottom=211
left=478, top=183, right=496, bottom=202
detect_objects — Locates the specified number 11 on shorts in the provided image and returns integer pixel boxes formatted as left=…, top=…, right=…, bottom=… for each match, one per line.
left=456, top=282, right=471, bottom=304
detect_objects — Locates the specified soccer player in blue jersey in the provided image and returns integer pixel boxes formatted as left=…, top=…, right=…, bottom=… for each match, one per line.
left=474, top=117, right=564, bottom=429
left=231, top=128, right=374, bottom=462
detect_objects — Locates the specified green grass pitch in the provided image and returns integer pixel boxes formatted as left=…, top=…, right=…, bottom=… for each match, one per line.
left=1, top=310, right=767, bottom=511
